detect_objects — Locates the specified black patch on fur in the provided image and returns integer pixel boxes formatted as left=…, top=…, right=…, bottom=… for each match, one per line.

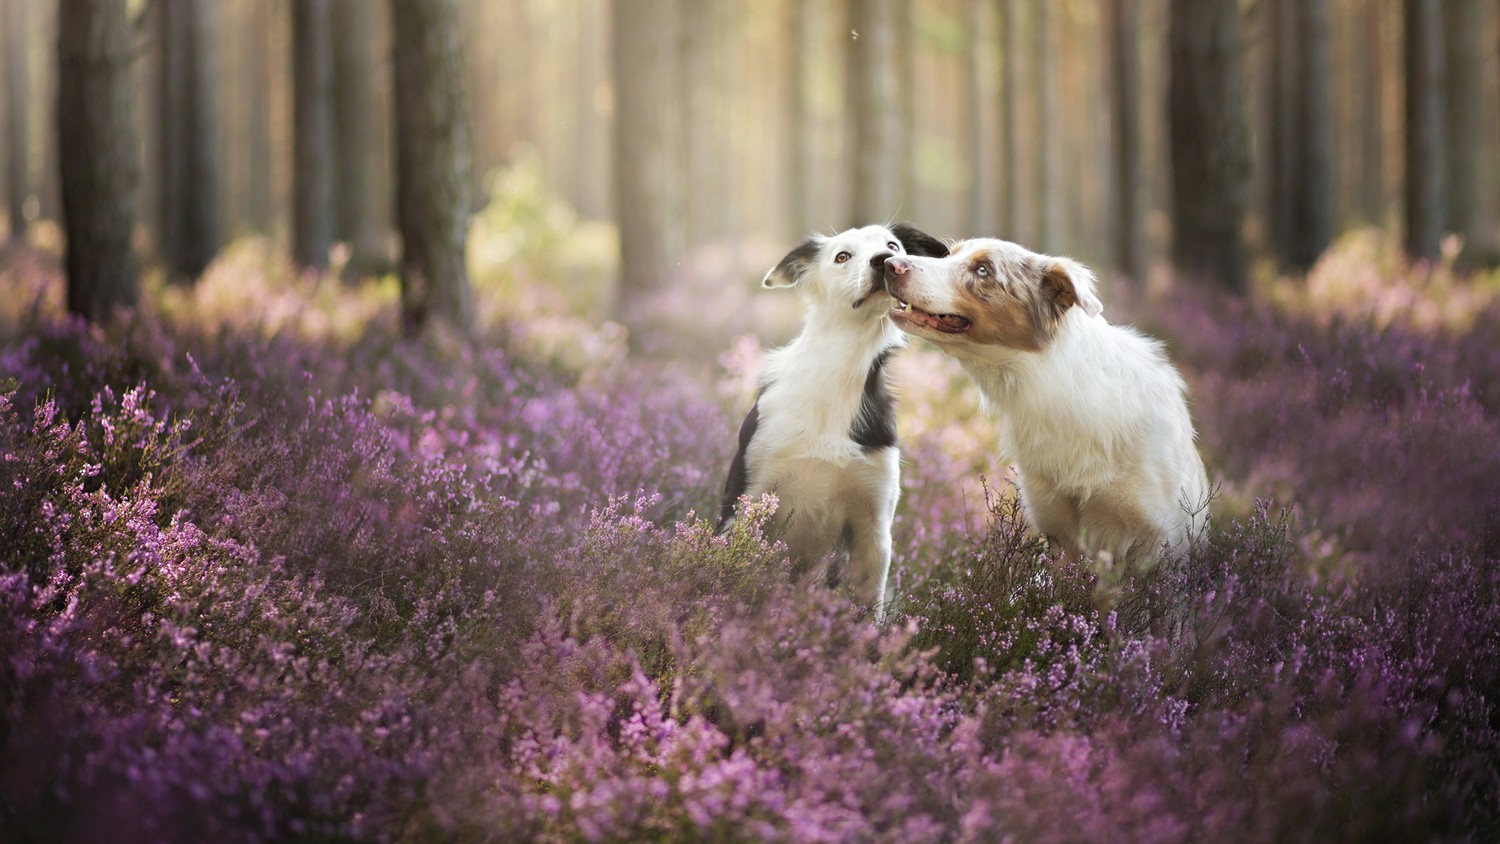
left=718, top=401, right=760, bottom=529
left=891, top=223, right=949, bottom=258
left=850, top=350, right=898, bottom=451
left=764, top=237, right=821, bottom=288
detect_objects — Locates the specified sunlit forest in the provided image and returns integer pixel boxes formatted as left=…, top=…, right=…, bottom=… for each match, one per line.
left=3, top=0, right=1500, bottom=841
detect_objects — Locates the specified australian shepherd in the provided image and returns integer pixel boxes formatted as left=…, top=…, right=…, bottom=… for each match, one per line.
left=882, top=238, right=1210, bottom=567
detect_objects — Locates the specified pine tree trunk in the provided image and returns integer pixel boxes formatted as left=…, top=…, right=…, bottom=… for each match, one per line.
left=5, top=0, right=28, bottom=238
left=1103, top=0, right=1141, bottom=279
left=58, top=0, right=140, bottom=320
left=1168, top=0, right=1250, bottom=292
left=391, top=0, right=473, bottom=335
left=332, top=0, right=385, bottom=271
left=1403, top=0, right=1446, bottom=260
left=1286, top=0, right=1334, bottom=270
left=997, top=0, right=1018, bottom=236
left=1443, top=0, right=1482, bottom=255
left=847, top=0, right=905, bottom=225
left=783, top=0, right=809, bottom=237
left=610, top=0, right=682, bottom=314
left=156, top=0, right=220, bottom=281
left=1357, top=0, right=1385, bottom=224
left=965, top=0, right=987, bottom=236
left=292, top=0, right=334, bottom=268
left=1032, top=0, right=1053, bottom=251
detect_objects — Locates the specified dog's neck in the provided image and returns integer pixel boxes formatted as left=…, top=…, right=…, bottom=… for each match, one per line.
left=769, top=308, right=903, bottom=378
left=956, top=315, right=1098, bottom=409
left=757, top=310, right=904, bottom=459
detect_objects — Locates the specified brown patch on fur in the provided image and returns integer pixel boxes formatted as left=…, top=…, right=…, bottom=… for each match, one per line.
left=1039, top=263, right=1080, bottom=322
left=959, top=279, right=1045, bottom=351
left=945, top=259, right=1086, bottom=352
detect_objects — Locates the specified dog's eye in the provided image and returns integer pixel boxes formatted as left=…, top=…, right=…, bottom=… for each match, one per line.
left=975, top=264, right=990, bottom=278
left=834, top=251, right=853, bottom=264
left=887, top=241, right=899, bottom=251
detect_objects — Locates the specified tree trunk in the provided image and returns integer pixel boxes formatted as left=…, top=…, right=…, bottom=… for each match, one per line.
left=391, top=0, right=473, bottom=335
left=1443, top=0, right=1483, bottom=255
left=332, top=0, right=385, bottom=271
left=1103, top=0, right=1141, bottom=279
left=847, top=0, right=905, bottom=225
left=965, top=0, right=987, bottom=236
left=1032, top=0, right=1053, bottom=251
left=680, top=0, right=724, bottom=246
left=783, top=0, right=809, bottom=236
left=292, top=0, right=334, bottom=269
left=1285, top=0, right=1334, bottom=270
left=5, top=0, right=28, bottom=238
left=156, top=0, right=220, bottom=281
left=997, top=0, right=1018, bottom=236
left=1357, top=0, right=1385, bottom=224
left=245, top=0, right=274, bottom=234
left=1264, top=0, right=1292, bottom=265
left=58, top=0, right=140, bottom=321
left=1168, top=0, right=1250, bottom=292
left=1403, top=0, right=1445, bottom=260
left=610, top=0, right=682, bottom=314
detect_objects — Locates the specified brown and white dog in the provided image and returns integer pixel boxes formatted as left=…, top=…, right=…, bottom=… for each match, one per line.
left=882, top=238, right=1210, bottom=566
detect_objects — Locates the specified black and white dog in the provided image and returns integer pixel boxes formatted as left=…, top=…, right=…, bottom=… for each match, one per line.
left=719, top=223, right=949, bottom=614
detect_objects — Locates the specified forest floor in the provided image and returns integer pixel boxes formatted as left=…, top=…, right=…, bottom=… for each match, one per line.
left=2, top=206, right=1499, bottom=841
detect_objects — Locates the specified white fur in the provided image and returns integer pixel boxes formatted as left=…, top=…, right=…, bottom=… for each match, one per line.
left=888, top=239, right=1210, bottom=564
left=727, top=225, right=910, bottom=612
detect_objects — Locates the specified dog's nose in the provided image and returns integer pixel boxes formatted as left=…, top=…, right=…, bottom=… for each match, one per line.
left=869, top=251, right=893, bottom=270
left=884, top=255, right=912, bottom=276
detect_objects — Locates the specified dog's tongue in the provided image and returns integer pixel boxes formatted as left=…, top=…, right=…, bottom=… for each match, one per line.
left=902, top=306, right=971, bottom=333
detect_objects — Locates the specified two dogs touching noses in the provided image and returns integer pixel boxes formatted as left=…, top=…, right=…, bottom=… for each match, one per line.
left=720, top=223, right=1211, bottom=620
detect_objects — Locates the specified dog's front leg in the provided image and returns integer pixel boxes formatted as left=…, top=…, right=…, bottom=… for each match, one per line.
left=843, top=516, right=892, bottom=621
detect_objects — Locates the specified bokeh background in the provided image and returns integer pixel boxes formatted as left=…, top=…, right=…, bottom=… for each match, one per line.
left=4, top=2, right=1500, bottom=842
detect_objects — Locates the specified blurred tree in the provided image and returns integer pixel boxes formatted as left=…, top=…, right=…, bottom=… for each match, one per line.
left=156, top=0, right=221, bottom=281
left=332, top=0, right=386, bottom=273
left=391, top=0, right=474, bottom=335
left=681, top=0, right=723, bottom=245
left=1443, top=0, right=1484, bottom=257
left=5, top=0, right=27, bottom=238
left=611, top=0, right=683, bottom=315
left=1168, top=0, right=1250, bottom=292
left=1355, top=0, right=1386, bottom=224
left=1284, top=0, right=1334, bottom=271
left=1103, top=0, right=1141, bottom=279
left=847, top=0, right=906, bottom=224
left=292, top=0, right=334, bottom=269
left=58, top=0, right=139, bottom=320
left=1032, top=0, right=1053, bottom=251
left=965, top=0, right=988, bottom=236
left=783, top=0, right=810, bottom=236
left=1403, top=0, right=1445, bottom=260
left=997, top=0, right=1018, bottom=236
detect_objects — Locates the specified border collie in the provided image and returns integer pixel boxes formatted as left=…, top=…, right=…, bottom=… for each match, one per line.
left=882, top=238, right=1209, bottom=566
left=719, top=223, right=948, bottom=613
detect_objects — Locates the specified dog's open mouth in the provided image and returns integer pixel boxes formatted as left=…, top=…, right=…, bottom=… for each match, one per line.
left=891, top=299, right=972, bottom=333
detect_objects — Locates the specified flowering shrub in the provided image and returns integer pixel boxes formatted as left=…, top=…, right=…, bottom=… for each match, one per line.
left=1, top=228, right=1498, bottom=842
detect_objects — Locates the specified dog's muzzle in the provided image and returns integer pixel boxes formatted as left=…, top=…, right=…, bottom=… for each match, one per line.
left=853, top=252, right=897, bottom=309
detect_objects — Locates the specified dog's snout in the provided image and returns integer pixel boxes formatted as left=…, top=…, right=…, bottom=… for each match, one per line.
left=884, top=255, right=912, bottom=276
left=869, top=251, right=894, bottom=270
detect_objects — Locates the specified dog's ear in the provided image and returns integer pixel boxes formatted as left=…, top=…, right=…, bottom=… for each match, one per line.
left=891, top=223, right=949, bottom=258
left=763, top=237, right=821, bottom=289
left=1040, top=259, right=1104, bottom=320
